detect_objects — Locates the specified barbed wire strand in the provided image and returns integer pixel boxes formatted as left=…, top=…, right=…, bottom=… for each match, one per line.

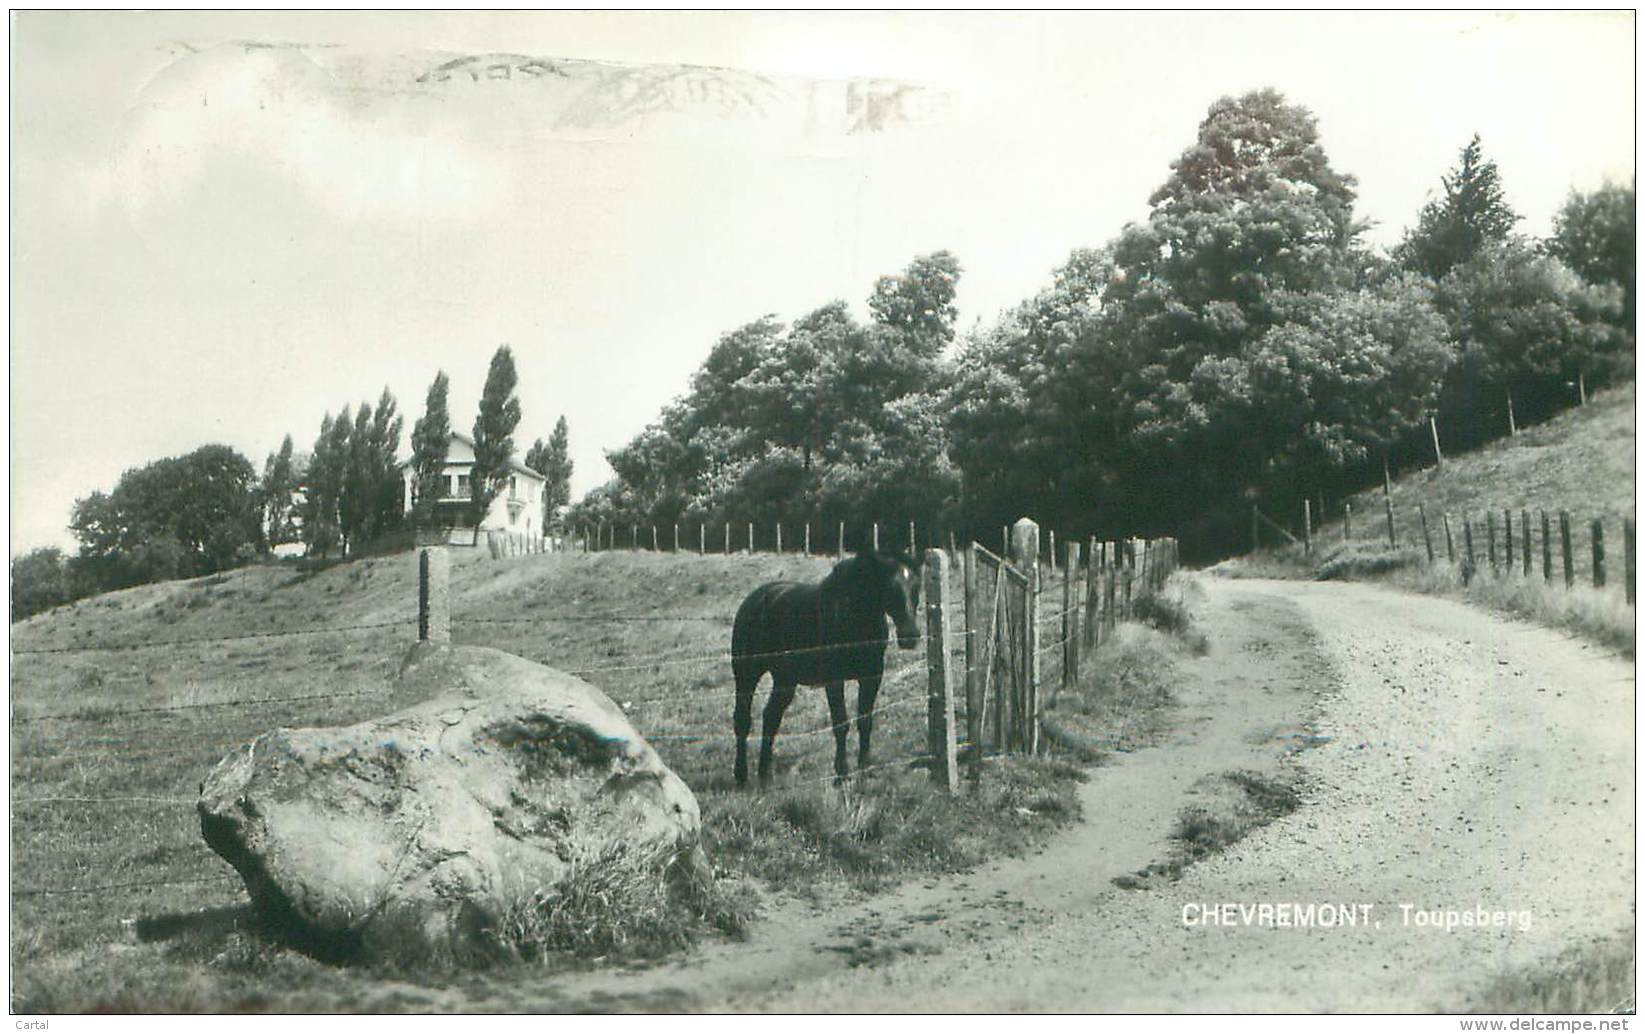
left=13, top=687, right=388, bottom=725
left=13, top=873, right=240, bottom=899
left=11, top=619, right=416, bottom=656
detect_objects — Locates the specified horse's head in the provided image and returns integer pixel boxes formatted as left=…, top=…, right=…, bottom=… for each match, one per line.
left=875, top=551, right=923, bottom=649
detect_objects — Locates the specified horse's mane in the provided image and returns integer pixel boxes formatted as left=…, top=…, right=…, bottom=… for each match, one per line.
left=819, top=550, right=918, bottom=595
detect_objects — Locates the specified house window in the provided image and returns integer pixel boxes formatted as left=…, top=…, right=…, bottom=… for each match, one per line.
left=457, top=474, right=470, bottom=495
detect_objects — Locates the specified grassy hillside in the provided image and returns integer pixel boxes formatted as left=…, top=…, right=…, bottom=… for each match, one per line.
left=1237, top=383, right=1635, bottom=652
left=1327, top=381, right=1635, bottom=564
left=11, top=545, right=1186, bottom=1009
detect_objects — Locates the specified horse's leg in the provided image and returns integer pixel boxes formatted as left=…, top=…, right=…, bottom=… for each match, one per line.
left=825, top=681, right=850, bottom=782
left=757, top=681, right=798, bottom=787
left=733, top=663, right=759, bottom=786
left=854, top=674, right=883, bottom=770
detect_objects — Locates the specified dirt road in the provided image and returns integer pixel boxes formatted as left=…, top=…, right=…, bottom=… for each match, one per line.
left=427, top=576, right=1635, bottom=1012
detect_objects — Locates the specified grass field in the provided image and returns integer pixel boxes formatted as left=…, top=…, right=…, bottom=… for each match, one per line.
left=1231, top=383, right=1636, bottom=653
left=9, top=545, right=1162, bottom=1010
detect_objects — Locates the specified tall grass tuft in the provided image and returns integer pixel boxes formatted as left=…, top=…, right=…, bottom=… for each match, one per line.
left=1399, top=562, right=1635, bottom=658
left=497, top=838, right=751, bottom=964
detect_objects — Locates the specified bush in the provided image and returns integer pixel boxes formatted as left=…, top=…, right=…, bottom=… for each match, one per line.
left=1313, top=544, right=1421, bottom=581
left=11, top=547, right=73, bottom=621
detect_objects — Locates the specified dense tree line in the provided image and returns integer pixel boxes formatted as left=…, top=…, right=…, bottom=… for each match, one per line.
left=567, top=252, right=963, bottom=544
left=10, top=443, right=269, bottom=617
left=581, top=89, right=1633, bottom=559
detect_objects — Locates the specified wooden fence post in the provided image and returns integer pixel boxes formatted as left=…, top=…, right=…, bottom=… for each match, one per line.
left=724, top=523, right=731, bottom=555
left=1063, top=540, right=1081, bottom=692
left=1503, top=508, right=1513, bottom=572
left=1625, top=518, right=1636, bottom=605
left=1084, top=536, right=1100, bottom=649
left=1105, top=549, right=1118, bottom=632
left=1443, top=513, right=1455, bottom=563
left=1122, top=553, right=1133, bottom=618
left=700, top=524, right=706, bottom=554
left=1560, top=511, right=1574, bottom=588
left=1521, top=510, right=1531, bottom=577
left=1304, top=499, right=1312, bottom=557
left=776, top=523, right=783, bottom=555
left=747, top=522, right=754, bottom=554
left=673, top=524, right=680, bottom=552
left=924, top=549, right=958, bottom=792
left=963, top=544, right=981, bottom=789
left=1010, top=518, right=1042, bottom=754
left=417, top=547, right=451, bottom=645
left=838, top=521, right=846, bottom=558
left=1541, top=511, right=1553, bottom=583
left=1419, top=504, right=1434, bottom=563
left=805, top=523, right=811, bottom=556
left=1591, top=518, right=1606, bottom=588
left=1430, top=415, right=1443, bottom=469
left=1486, top=511, right=1497, bottom=575
left=1384, top=497, right=1397, bottom=548
left=1463, top=517, right=1476, bottom=569
left=1344, top=502, right=1352, bottom=541
left=909, top=521, right=917, bottom=554
left=1507, top=389, right=1517, bottom=436
left=872, top=522, right=880, bottom=552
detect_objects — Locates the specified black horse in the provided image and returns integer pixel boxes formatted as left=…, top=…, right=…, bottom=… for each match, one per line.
left=731, top=550, right=923, bottom=786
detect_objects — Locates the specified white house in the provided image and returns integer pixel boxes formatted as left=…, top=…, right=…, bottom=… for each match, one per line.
left=400, top=432, right=548, bottom=539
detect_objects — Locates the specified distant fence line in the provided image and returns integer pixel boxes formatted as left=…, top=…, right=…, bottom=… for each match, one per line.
left=1253, top=498, right=1635, bottom=605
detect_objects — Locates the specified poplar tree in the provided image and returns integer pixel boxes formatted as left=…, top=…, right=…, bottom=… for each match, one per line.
left=471, top=346, right=522, bottom=533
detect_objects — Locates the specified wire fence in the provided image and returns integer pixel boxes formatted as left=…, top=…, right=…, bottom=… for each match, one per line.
left=1257, top=499, right=1636, bottom=605
left=9, top=531, right=1179, bottom=905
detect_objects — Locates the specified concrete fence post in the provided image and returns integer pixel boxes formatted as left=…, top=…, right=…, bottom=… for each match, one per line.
left=417, top=547, right=451, bottom=645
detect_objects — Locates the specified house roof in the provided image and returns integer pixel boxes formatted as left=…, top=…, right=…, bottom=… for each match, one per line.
left=399, top=431, right=546, bottom=481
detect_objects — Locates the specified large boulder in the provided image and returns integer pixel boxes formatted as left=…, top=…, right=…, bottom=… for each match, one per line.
left=197, top=644, right=708, bottom=963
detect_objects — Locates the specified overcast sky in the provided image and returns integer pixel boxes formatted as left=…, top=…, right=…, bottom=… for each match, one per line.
left=9, top=10, right=1635, bottom=554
